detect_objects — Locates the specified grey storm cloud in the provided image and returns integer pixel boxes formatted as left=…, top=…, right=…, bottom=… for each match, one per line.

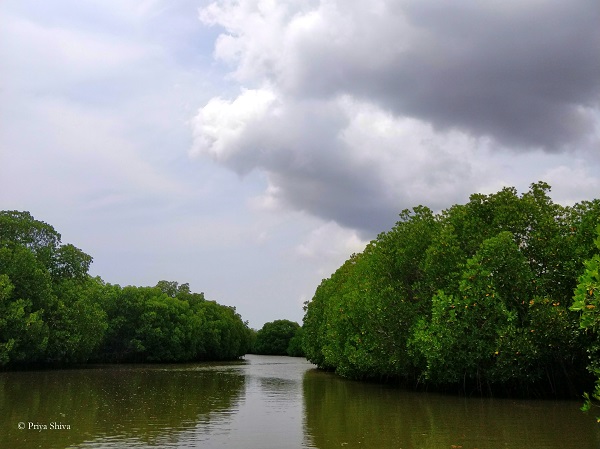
left=193, top=0, right=600, bottom=234
left=274, top=0, right=600, bottom=151
left=382, top=1, right=600, bottom=151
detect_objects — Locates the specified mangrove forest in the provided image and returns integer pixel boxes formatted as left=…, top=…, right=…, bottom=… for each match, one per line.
left=302, top=182, right=600, bottom=398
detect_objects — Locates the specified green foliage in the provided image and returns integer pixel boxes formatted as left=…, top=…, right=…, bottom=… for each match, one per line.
left=0, top=272, right=47, bottom=366
left=571, top=225, right=600, bottom=417
left=286, top=326, right=305, bottom=357
left=0, top=211, right=102, bottom=367
left=253, top=319, right=300, bottom=355
left=46, top=277, right=108, bottom=364
left=571, top=226, right=600, bottom=330
left=303, top=183, right=600, bottom=395
left=0, top=211, right=253, bottom=368
left=0, top=211, right=60, bottom=269
left=302, top=277, right=335, bottom=368
left=96, top=281, right=251, bottom=363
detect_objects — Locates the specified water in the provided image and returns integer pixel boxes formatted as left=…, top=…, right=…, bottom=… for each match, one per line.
left=1, top=355, right=599, bottom=448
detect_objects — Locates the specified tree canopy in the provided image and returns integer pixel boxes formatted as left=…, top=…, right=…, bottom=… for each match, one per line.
left=253, top=319, right=304, bottom=356
left=0, top=211, right=252, bottom=368
left=302, top=182, right=600, bottom=396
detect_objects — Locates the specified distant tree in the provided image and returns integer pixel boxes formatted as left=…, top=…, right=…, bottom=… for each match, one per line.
left=96, top=281, right=252, bottom=363
left=254, top=320, right=300, bottom=355
left=286, top=326, right=305, bottom=357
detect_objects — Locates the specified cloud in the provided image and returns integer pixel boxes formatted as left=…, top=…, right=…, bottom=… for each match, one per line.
left=191, top=86, right=482, bottom=233
left=191, top=87, right=279, bottom=168
left=192, top=0, right=600, bottom=234
left=541, top=163, right=600, bottom=206
left=296, top=220, right=367, bottom=260
left=200, top=0, right=600, bottom=151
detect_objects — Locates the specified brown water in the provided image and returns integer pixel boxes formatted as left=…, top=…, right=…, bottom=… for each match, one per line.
left=1, top=355, right=598, bottom=448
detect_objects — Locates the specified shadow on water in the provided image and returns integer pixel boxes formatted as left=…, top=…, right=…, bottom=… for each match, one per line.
left=302, top=368, right=600, bottom=449
left=0, top=362, right=246, bottom=449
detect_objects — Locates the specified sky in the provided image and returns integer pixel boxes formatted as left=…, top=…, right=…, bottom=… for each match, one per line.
left=1, top=0, right=599, bottom=329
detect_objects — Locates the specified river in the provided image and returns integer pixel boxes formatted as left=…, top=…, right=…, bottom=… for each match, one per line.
left=1, top=354, right=599, bottom=448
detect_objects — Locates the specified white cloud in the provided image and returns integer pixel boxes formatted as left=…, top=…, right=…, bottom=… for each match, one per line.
left=199, top=0, right=293, bottom=82
left=249, top=180, right=285, bottom=212
left=542, top=164, right=600, bottom=206
left=190, top=87, right=278, bottom=164
left=296, top=220, right=366, bottom=259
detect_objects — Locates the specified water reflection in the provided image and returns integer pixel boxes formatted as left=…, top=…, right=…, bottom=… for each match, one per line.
left=0, top=362, right=246, bottom=449
left=2, top=357, right=599, bottom=449
left=302, top=369, right=600, bottom=449
left=221, top=355, right=312, bottom=448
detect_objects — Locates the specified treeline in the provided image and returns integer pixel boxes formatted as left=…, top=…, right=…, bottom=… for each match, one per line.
left=251, top=319, right=304, bottom=357
left=0, top=211, right=252, bottom=368
left=302, top=182, right=600, bottom=396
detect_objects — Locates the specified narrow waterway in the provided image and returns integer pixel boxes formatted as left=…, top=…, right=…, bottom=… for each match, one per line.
left=1, top=355, right=598, bottom=448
